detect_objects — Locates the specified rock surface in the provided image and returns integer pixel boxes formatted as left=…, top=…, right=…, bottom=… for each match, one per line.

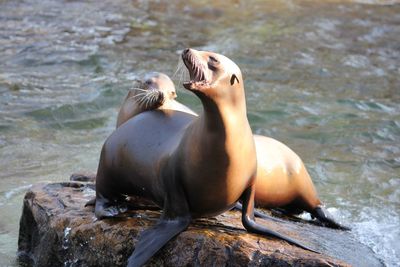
left=18, top=182, right=381, bottom=267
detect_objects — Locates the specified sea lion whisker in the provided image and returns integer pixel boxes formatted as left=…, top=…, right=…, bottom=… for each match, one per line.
left=179, top=68, right=188, bottom=87
left=148, top=95, right=155, bottom=107
left=131, top=87, right=147, bottom=92
left=141, top=93, right=150, bottom=103
left=130, top=92, right=148, bottom=100
left=137, top=95, right=148, bottom=108
left=145, top=97, right=152, bottom=109
left=142, top=100, right=150, bottom=110
left=141, top=97, right=148, bottom=109
left=175, top=60, right=188, bottom=87
left=135, top=97, right=144, bottom=108
left=142, top=91, right=156, bottom=109
left=128, top=95, right=144, bottom=101
left=145, top=92, right=156, bottom=107
left=150, top=91, right=159, bottom=104
left=172, top=60, right=185, bottom=80
left=176, top=66, right=186, bottom=84
left=132, top=92, right=148, bottom=97
left=149, top=91, right=159, bottom=105
left=146, top=89, right=158, bottom=101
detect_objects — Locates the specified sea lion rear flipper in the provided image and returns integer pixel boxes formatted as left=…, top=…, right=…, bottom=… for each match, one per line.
left=240, top=185, right=319, bottom=253
left=127, top=216, right=191, bottom=267
left=311, top=205, right=351, bottom=231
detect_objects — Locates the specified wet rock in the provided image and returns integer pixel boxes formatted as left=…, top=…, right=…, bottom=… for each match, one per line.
left=18, top=183, right=380, bottom=267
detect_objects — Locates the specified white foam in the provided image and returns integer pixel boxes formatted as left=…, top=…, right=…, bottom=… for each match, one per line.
left=354, top=208, right=400, bottom=267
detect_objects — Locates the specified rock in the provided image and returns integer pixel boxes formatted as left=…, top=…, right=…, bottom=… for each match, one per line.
left=17, top=182, right=381, bottom=267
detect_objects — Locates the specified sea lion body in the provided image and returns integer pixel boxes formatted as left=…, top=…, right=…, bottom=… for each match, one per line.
left=253, top=135, right=348, bottom=229
left=254, top=135, right=320, bottom=211
left=97, top=109, right=254, bottom=219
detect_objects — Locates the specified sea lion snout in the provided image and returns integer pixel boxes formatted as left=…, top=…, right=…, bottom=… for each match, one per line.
left=182, top=49, right=212, bottom=91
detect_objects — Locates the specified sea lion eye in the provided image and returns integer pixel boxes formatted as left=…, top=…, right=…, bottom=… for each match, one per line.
left=208, top=56, right=219, bottom=71
left=209, top=56, right=219, bottom=64
left=230, top=74, right=239, bottom=85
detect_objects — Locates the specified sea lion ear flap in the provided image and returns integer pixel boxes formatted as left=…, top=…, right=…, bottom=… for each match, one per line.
left=230, top=74, right=239, bottom=85
left=171, top=91, right=177, bottom=99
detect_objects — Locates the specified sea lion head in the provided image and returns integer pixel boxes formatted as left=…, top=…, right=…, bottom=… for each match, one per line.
left=181, top=48, right=244, bottom=105
left=142, top=72, right=177, bottom=101
left=133, top=72, right=177, bottom=110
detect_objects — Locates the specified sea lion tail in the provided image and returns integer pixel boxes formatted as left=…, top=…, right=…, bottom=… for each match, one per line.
left=127, top=216, right=191, bottom=267
left=312, top=206, right=351, bottom=231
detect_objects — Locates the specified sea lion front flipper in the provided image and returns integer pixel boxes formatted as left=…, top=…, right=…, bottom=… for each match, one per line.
left=240, top=185, right=318, bottom=253
left=127, top=170, right=192, bottom=266
left=311, top=205, right=351, bottom=231
left=127, top=216, right=191, bottom=267
left=94, top=194, right=127, bottom=219
left=234, top=202, right=285, bottom=223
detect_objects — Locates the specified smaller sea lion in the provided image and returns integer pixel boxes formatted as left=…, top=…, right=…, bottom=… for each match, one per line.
left=70, top=72, right=196, bottom=184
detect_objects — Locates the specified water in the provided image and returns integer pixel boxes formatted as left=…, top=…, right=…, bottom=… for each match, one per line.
left=0, top=0, right=399, bottom=266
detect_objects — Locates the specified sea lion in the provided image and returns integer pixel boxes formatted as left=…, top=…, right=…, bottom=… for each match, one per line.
left=93, top=48, right=316, bottom=267
left=116, top=72, right=196, bottom=128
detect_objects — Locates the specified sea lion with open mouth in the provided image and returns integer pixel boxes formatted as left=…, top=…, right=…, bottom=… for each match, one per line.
left=92, top=48, right=317, bottom=266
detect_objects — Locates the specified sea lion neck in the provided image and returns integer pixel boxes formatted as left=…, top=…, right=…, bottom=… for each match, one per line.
left=195, top=86, right=248, bottom=129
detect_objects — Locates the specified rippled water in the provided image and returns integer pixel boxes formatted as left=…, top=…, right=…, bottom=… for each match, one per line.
left=0, top=0, right=399, bottom=266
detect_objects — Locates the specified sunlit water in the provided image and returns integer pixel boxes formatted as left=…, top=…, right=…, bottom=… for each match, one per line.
left=0, top=0, right=399, bottom=266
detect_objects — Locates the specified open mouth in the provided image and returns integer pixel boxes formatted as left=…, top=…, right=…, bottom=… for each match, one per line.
left=181, top=49, right=209, bottom=89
